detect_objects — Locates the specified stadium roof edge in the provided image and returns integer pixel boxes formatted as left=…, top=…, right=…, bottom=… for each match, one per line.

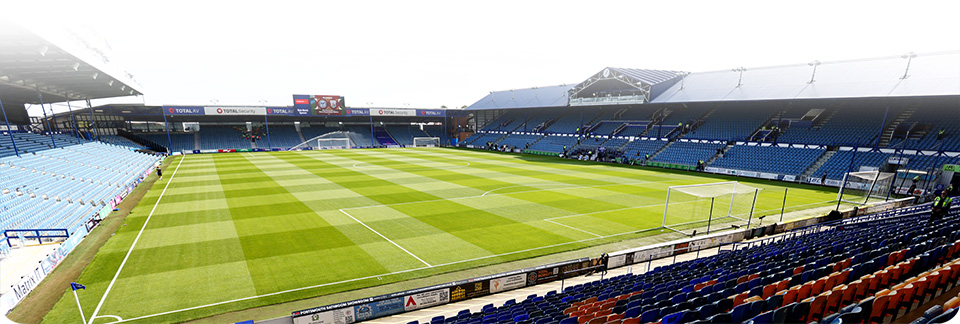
left=0, top=19, right=144, bottom=105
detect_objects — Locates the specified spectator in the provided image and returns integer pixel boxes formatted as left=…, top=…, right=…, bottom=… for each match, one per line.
left=930, top=190, right=952, bottom=232
left=156, top=166, right=163, bottom=180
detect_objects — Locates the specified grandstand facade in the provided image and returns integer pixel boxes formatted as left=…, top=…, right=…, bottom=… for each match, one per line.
left=461, top=52, right=960, bottom=195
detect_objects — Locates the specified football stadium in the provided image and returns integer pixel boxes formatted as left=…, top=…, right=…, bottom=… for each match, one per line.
left=2, top=7, right=960, bottom=324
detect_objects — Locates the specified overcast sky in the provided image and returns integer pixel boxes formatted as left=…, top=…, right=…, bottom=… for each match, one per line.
left=9, top=0, right=960, bottom=111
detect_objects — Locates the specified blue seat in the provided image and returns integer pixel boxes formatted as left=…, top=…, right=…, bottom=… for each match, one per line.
left=661, top=311, right=685, bottom=324
left=731, top=303, right=751, bottom=323
left=640, top=308, right=661, bottom=323
left=558, top=317, right=578, bottom=324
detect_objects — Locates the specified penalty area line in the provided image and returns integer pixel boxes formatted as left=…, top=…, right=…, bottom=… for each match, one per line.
left=87, top=155, right=186, bottom=324
left=338, top=208, right=432, bottom=267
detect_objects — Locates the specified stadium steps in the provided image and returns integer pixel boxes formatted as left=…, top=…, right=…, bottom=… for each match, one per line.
left=749, top=111, right=784, bottom=142
left=704, top=142, right=734, bottom=166
left=296, top=127, right=306, bottom=143
left=251, top=139, right=258, bottom=149
left=646, top=140, right=674, bottom=163
left=879, top=106, right=918, bottom=147
left=193, top=132, right=200, bottom=151
left=800, top=149, right=836, bottom=179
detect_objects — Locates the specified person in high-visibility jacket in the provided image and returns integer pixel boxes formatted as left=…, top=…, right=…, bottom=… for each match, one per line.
left=931, top=190, right=953, bottom=222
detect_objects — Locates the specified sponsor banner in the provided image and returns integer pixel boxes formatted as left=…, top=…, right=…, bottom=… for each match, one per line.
left=450, top=281, right=490, bottom=302
left=944, top=164, right=960, bottom=172
left=403, top=289, right=450, bottom=311
left=740, top=171, right=759, bottom=178
left=238, top=148, right=253, bottom=152
left=267, top=107, right=295, bottom=115
left=204, top=106, right=267, bottom=116
left=704, top=167, right=722, bottom=173
left=374, top=108, right=416, bottom=117
left=163, top=106, right=204, bottom=115
left=293, top=308, right=356, bottom=324
left=783, top=175, right=796, bottom=182
left=760, top=173, right=779, bottom=179
left=489, top=274, right=526, bottom=293
left=98, top=205, right=111, bottom=219
left=824, top=179, right=842, bottom=187
left=807, top=177, right=823, bottom=184
left=344, top=108, right=369, bottom=116
left=0, top=226, right=89, bottom=314
left=417, top=109, right=444, bottom=117
left=607, top=254, right=626, bottom=268
left=353, top=298, right=404, bottom=322
left=218, top=149, right=237, bottom=153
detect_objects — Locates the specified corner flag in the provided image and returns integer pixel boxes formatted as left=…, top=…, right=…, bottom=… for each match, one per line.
left=70, top=282, right=86, bottom=291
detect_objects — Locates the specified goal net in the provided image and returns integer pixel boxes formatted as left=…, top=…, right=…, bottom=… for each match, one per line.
left=413, top=137, right=440, bottom=147
left=838, top=170, right=895, bottom=205
left=289, top=132, right=354, bottom=151
left=662, top=181, right=762, bottom=236
left=317, top=137, right=352, bottom=150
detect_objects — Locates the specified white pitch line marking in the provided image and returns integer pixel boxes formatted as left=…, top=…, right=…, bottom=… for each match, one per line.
left=247, top=153, right=255, bottom=158
left=544, top=219, right=602, bottom=237
left=338, top=208, right=432, bottom=267
left=95, top=315, right=123, bottom=323
left=88, top=155, right=185, bottom=324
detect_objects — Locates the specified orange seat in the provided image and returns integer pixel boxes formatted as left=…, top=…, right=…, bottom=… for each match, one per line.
left=744, top=296, right=763, bottom=304
left=622, top=318, right=641, bottom=324
left=808, top=294, right=830, bottom=322
left=841, top=282, right=859, bottom=305
left=794, top=266, right=804, bottom=275
left=762, top=284, right=778, bottom=299
left=869, top=293, right=893, bottom=323
left=586, top=316, right=606, bottom=324
left=606, top=313, right=624, bottom=322
left=812, top=278, right=827, bottom=295
left=732, top=292, right=749, bottom=306
left=895, top=283, right=917, bottom=314
left=826, top=287, right=845, bottom=314
left=777, top=279, right=790, bottom=292
left=781, top=288, right=799, bottom=306
left=944, top=296, right=960, bottom=310
left=883, top=290, right=903, bottom=319
left=798, top=283, right=813, bottom=301
left=596, top=309, right=612, bottom=317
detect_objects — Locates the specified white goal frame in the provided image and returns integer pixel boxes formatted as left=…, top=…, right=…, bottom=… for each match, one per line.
left=837, top=170, right=894, bottom=205
left=413, top=137, right=440, bottom=147
left=317, top=138, right=351, bottom=150
left=661, top=181, right=761, bottom=236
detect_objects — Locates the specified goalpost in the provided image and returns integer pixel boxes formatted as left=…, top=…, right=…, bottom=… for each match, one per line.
left=413, top=137, right=441, bottom=147
left=662, top=181, right=762, bottom=236
left=837, top=170, right=895, bottom=205
left=317, top=137, right=352, bottom=150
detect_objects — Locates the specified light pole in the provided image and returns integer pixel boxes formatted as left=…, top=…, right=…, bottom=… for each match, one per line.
left=901, top=52, right=917, bottom=79
left=808, top=60, right=821, bottom=84
left=677, top=72, right=691, bottom=90
left=732, top=67, right=747, bottom=87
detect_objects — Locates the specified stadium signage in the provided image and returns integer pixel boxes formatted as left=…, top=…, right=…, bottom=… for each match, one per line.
left=293, top=94, right=344, bottom=116
left=292, top=257, right=589, bottom=322
left=204, top=106, right=267, bottom=116
left=267, top=107, right=294, bottom=115
left=944, top=164, right=960, bottom=172
left=344, top=108, right=369, bottom=116
left=374, top=108, right=415, bottom=116
left=417, top=109, right=444, bottom=117
left=163, top=106, right=204, bottom=115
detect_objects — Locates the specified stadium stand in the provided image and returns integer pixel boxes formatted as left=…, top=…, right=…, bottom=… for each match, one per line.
left=258, top=125, right=302, bottom=148
left=385, top=125, right=432, bottom=146
left=651, top=141, right=725, bottom=166
left=622, top=139, right=668, bottom=160
left=97, top=135, right=145, bottom=149
left=687, top=105, right=777, bottom=141
left=139, top=133, right=195, bottom=152
left=197, top=125, right=252, bottom=150
left=777, top=106, right=904, bottom=147
left=373, top=126, right=399, bottom=146
left=345, top=125, right=375, bottom=147
left=711, top=145, right=826, bottom=176
left=399, top=203, right=960, bottom=324
left=1, top=138, right=159, bottom=236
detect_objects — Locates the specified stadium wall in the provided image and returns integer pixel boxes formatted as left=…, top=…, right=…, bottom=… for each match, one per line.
left=288, top=197, right=913, bottom=324
left=0, top=165, right=156, bottom=314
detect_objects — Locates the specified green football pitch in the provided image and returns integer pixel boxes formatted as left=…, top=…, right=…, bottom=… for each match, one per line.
left=41, top=148, right=843, bottom=323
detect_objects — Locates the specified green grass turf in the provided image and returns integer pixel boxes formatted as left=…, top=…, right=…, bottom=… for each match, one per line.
left=40, top=148, right=843, bottom=323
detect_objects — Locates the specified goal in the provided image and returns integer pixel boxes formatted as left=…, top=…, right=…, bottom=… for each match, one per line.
left=662, top=182, right=762, bottom=236
left=837, top=170, right=895, bottom=205
left=413, top=137, right=441, bottom=147
left=317, top=137, right=352, bottom=150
